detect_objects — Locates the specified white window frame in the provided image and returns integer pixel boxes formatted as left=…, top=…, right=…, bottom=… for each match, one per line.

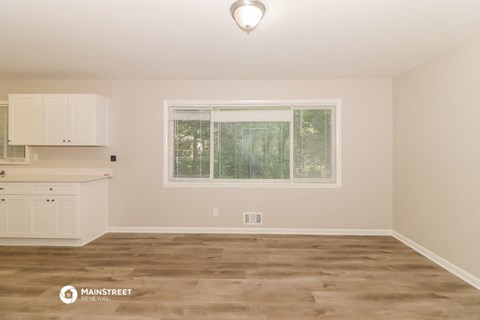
left=163, top=100, right=342, bottom=189
left=0, top=101, right=30, bottom=165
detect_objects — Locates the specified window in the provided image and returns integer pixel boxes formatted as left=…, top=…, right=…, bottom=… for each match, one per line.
left=164, top=101, right=340, bottom=187
left=0, top=102, right=29, bottom=164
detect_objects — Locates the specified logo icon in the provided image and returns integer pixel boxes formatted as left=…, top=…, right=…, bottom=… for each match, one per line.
left=59, top=285, right=78, bottom=304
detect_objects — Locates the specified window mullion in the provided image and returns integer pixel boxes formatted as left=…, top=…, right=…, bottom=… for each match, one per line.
left=209, top=110, right=214, bottom=182
left=174, top=109, right=179, bottom=178
left=234, top=123, right=237, bottom=179
left=2, top=108, right=8, bottom=159
left=301, top=109, right=305, bottom=178
left=289, top=106, right=294, bottom=182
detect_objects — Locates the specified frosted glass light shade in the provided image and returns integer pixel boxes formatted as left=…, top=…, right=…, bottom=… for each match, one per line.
left=230, top=0, right=266, bottom=31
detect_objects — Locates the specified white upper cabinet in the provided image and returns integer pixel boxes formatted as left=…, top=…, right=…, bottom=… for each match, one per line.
left=69, top=95, right=108, bottom=145
left=9, top=94, right=108, bottom=146
left=44, top=94, right=69, bottom=145
left=8, top=94, right=44, bottom=145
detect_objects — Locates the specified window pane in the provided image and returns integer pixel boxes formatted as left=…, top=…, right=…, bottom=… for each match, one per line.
left=0, top=107, right=26, bottom=160
left=7, top=145, right=26, bottom=159
left=214, top=122, right=290, bottom=179
left=0, top=108, right=7, bottom=159
left=172, top=110, right=210, bottom=179
left=293, top=108, right=334, bottom=180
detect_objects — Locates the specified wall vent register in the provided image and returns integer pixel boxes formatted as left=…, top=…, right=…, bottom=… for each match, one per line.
left=243, top=212, right=263, bottom=225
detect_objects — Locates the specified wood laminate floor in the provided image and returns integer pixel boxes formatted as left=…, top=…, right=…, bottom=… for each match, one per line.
left=0, top=233, right=479, bottom=320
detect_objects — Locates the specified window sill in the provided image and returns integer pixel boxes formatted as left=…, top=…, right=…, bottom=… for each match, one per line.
left=0, top=159, right=30, bottom=165
left=163, top=182, right=342, bottom=189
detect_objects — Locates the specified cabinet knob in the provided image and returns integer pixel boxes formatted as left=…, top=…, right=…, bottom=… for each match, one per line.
left=0, top=188, right=3, bottom=190
left=47, top=199, right=50, bottom=202
left=68, top=140, right=71, bottom=142
left=49, top=188, right=53, bottom=191
left=63, top=140, right=66, bottom=142
left=52, top=199, right=55, bottom=202
left=1, top=199, right=4, bottom=202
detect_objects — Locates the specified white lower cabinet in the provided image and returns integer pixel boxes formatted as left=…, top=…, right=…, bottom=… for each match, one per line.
left=0, top=196, right=29, bottom=237
left=29, top=196, right=78, bottom=238
left=0, top=180, right=107, bottom=244
left=29, top=196, right=53, bottom=238
left=52, top=196, right=78, bottom=238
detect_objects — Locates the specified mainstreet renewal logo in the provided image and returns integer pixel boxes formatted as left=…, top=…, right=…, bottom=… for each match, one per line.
left=59, top=286, right=78, bottom=304
left=59, top=285, right=132, bottom=304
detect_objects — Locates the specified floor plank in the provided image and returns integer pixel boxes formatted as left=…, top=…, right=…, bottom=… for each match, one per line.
left=0, top=233, right=479, bottom=319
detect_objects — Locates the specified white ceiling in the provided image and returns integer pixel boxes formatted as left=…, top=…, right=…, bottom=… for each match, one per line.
left=1, top=0, right=480, bottom=80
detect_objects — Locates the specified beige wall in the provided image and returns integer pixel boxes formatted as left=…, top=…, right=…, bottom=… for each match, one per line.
left=0, top=79, right=393, bottom=230
left=393, top=37, right=480, bottom=278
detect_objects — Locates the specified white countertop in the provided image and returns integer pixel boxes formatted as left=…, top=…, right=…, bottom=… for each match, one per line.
left=0, top=168, right=113, bottom=183
left=0, top=174, right=111, bottom=183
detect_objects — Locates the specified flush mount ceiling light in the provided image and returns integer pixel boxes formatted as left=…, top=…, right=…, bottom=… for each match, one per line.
left=230, top=0, right=266, bottom=32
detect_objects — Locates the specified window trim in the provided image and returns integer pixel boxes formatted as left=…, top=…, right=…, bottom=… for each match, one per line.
left=163, top=100, right=342, bottom=189
left=0, top=101, right=30, bottom=165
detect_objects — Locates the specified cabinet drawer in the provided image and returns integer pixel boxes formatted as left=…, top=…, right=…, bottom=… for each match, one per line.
left=0, top=184, right=28, bottom=194
left=29, top=184, right=78, bottom=195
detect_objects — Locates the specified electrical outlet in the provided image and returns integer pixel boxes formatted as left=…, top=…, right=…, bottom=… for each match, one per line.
left=213, top=208, right=219, bottom=217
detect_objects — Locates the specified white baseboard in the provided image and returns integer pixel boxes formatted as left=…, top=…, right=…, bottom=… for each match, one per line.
left=393, top=231, right=480, bottom=291
left=107, top=226, right=392, bottom=236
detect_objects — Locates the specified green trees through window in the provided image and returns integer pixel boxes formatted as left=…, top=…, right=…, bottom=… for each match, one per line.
left=168, top=103, right=338, bottom=184
left=172, top=108, right=211, bottom=179
left=214, top=122, right=290, bottom=180
left=0, top=106, right=27, bottom=163
left=293, top=109, right=333, bottom=180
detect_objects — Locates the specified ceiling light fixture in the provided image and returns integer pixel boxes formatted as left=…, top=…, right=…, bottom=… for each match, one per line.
left=230, top=0, right=266, bottom=32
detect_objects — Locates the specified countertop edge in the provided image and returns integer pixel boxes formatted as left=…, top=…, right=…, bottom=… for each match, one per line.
left=0, top=175, right=112, bottom=183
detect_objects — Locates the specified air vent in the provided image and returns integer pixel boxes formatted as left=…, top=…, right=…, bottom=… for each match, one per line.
left=243, top=212, right=262, bottom=225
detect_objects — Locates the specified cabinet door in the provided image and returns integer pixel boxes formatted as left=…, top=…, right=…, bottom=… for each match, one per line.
left=44, top=95, right=69, bottom=145
left=69, top=95, right=96, bottom=145
left=8, top=94, right=44, bottom=145
left=2, top=196, right=28, bottom=237
left=53, top=196, right=78, bottom=238
left=0, top=200, right=4, bottom=236
left=29, top=197, right=54, bottom=238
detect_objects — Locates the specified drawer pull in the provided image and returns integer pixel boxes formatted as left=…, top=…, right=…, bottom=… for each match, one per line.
left=0, top=188, right=3, bottom=190
left=47, top=199, right=50, bottom=202
left=49, top=188, right=53, bottom=191
left=52, top=199, right=55, bottom=202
